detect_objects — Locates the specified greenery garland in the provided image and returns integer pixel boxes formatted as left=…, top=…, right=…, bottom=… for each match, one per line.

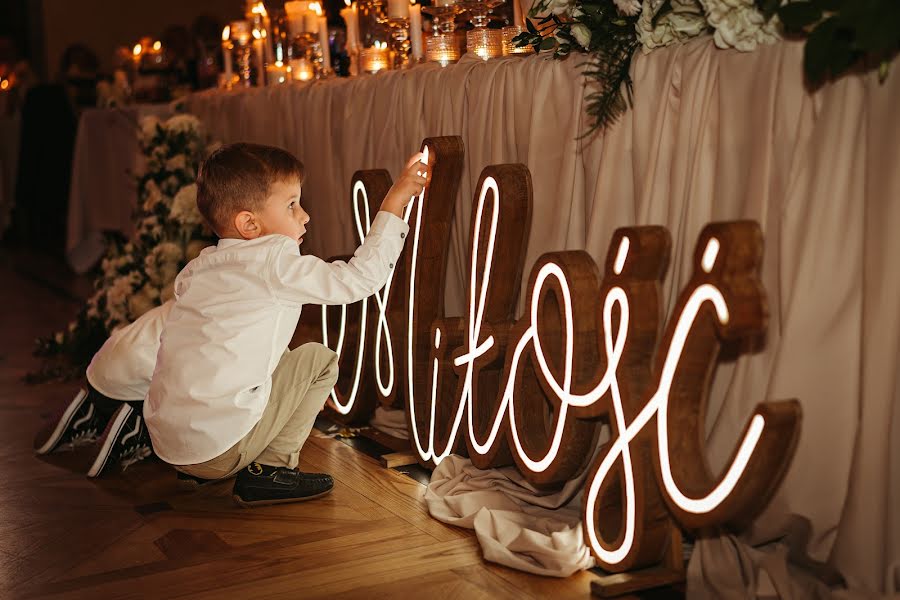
left=514, top=0, right=899, bottom=133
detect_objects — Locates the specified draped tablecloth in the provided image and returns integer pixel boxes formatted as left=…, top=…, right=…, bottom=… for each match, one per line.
left=184, top=37, right=900, bottom=596
left=66, top=104, right=172, bottom=273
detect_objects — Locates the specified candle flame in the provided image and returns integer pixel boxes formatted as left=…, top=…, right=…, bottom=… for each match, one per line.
left=275, top=60, right=283, bottom=67
left=133, top=43, right=142, bottom=56
left=0, top=79, right=8, bottom=90
left=222, top=25, right=230, bottom=41
left=345, top=0, right=351, bottom=6
left=252, top=2, right=267, bottom=16
left=153, top=40, right=162, bottom=51
left=252, top=28, right=262, bottom=39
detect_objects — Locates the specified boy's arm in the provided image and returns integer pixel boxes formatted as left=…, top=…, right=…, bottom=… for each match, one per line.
left=270, top=211, right=410, bottom=305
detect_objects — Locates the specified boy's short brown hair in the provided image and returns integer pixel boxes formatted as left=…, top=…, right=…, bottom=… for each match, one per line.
left=197, top=143, right=305, bottom=236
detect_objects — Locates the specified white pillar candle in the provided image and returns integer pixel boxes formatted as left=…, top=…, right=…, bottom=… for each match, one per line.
left=221, top=27, right=233, bottom=84
left=263, top=16, right=275, bottom=63
left=252, top=33, right=266, bottom=86
left=318, top=16, right=331, bottom=72
left=409, top=2, right=423, bottom=60
left=305, top=3, right=321, bottom=33
left=387, top=0, right=409, bottom=19
left=340, top=1, right=360, bottom=50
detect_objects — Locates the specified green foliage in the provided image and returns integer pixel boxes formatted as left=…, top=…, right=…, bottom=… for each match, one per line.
left=517, top=0, right=643, bottom=132
left=761, top=0, right=900, bottom=85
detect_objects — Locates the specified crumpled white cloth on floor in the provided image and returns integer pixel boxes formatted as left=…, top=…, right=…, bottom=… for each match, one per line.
left=424, top=455, right=595, bottom=577
left=369, top=406, right=409, bottom=439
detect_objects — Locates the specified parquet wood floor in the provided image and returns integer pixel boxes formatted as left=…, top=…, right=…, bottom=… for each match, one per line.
left=0, top=252, right=599, bottom=600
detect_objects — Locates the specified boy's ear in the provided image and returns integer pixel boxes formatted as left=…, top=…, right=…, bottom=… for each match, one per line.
left=234, top=210, right=260, bottom=239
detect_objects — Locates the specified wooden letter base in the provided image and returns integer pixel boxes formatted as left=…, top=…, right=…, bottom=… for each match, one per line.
left=590, top=527, right=685, bottom=598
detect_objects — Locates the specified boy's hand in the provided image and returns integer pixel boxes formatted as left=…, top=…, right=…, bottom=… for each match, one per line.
left=381, top=152, right=429, bottom=218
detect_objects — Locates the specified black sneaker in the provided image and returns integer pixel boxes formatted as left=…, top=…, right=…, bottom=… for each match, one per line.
left=232, top=462, right=334, bottom=507
left=36, top=387, right=112, bottom=455
left=86, top=404, right=153, bottom=478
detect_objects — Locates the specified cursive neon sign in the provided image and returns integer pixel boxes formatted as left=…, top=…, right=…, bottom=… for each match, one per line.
left=316, top=144, right=801, bottom=579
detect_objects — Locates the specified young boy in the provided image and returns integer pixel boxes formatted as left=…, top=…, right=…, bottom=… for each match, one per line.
left=144, top=142, right=427, bottom=507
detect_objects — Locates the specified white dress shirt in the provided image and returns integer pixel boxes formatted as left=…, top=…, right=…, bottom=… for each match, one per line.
left=145, top=211, right=409, bottom=465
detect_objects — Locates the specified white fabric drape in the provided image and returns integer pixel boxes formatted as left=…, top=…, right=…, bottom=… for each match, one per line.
left=184, top=37, right=900, bottom=596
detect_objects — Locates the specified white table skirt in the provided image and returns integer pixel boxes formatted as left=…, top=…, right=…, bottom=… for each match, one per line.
left=184, top=37, right=899, bottom=595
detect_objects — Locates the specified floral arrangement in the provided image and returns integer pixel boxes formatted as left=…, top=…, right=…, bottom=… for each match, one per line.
left=515, top=0, right=898, bottom=132
left=30, top=113, right=218, bottom=382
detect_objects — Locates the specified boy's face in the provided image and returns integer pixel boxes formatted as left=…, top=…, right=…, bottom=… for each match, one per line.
left=256, top=178, right=309, bottom=245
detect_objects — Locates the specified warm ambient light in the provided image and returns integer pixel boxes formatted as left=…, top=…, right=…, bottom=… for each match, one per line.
left=0, top=79, right=8, bottom=91
left=133, top=43, right=142, bottom=56
left=252, top=2, right=268, bottom=16
left=152, top=40, right=162, bottom=51
left=222, top=26, right=230, bottom=42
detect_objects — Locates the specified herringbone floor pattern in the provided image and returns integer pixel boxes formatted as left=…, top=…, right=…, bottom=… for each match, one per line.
left=0, top=251, right=597, bottom=599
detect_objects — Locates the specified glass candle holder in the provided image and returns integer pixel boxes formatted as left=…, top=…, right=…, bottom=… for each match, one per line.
left=425, top=33, right=462, bottom=66
left=266, top=61, right=291, bottom=84
left=230, top=20, right=254, bottom=87
left=360, top=45, right=391, bottom=73
left=466, top=28, right=503, bottom=60
left=290, top=57, right=315, bottom=81
left=502, top=25, right=532, bottom=55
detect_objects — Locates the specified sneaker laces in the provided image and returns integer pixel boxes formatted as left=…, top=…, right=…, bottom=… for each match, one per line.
left=64, top=427, right=100, bottom=449
left=119, top=443, right=152, bottom=471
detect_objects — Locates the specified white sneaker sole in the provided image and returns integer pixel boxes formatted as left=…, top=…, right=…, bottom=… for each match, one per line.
left=36, top=389, right=88, bottom=455
left=86, top=404, right=134, bottom=478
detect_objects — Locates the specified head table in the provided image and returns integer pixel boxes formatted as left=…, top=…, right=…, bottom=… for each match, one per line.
left=170, top=37, right=899, bottom=597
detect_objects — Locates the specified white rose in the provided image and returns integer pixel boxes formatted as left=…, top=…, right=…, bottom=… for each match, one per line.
left=700, top=0, right=778, bottom=51
left=164, top=114, right=202, bottom=135
left=140, top=116, right=161, bottom=142
left=142, top=179, right=165, bottom=211
left=540, top=0, right=574, bottom=16
left=637, top=0, right=707, bottom=52
left=614, top=0, right=641, bottom=16
left=170, top=184, right=202, bottom=226
left=166, top=154, right=187, bottom=172
left=571, top=23, right=592, bottom=49
left=128, top=284, right=160, bottom=319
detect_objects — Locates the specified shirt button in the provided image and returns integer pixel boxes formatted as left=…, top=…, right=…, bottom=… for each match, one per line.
left=400, top=232, right=406, bottom=239
left=389, top=263, right=394, bottom=269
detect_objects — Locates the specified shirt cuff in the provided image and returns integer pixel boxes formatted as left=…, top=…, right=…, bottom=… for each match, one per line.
left=371, top=210, right=410, bottom=239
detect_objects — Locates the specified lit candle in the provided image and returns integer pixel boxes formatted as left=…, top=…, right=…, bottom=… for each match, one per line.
left=285, top=1, right=311, bottom=35
left=266, top=60, right=290, bottom=84
left=290, top=57, right=314, bottom=81
left=409, top=1, right=423, bottom=61
left=221, top=27, right=233, bottom=83
left=252, top=2, right=275, bottom=64
left=132, top=43, right=143, bottom=70
left=340, top=0, right=360, bottom=50
left=387, top=0, right=409, bottom=19
left=305, top=2, right=321, bottom=33
left=360, top=42, right=390, bottom=73
left=434, top=0, right=455, bottom=6
left=252, top=28, right=266, bottom=86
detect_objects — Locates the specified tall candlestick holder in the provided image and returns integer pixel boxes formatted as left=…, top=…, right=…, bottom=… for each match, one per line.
left=457, top=0, right=504, bottom=60
left=385, top=17, right=411, bottom=69
left=289, top=31, right=327, bottom=80
left=230, top=20, right=254, bottom=87
left=422, top=4, right=461, bottom=36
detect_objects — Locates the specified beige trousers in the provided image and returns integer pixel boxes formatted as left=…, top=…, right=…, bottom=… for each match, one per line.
left=177, top=343, right=338, bottom=480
